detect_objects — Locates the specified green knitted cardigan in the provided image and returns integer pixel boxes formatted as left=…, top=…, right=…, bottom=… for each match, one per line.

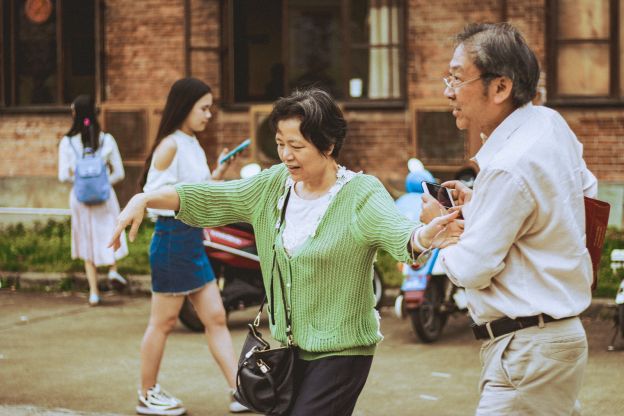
left=176, top=164, right=418, bottom=360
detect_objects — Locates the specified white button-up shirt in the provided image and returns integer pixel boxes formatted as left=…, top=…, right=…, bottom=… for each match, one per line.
left=440, top=103, right=597, bottom=325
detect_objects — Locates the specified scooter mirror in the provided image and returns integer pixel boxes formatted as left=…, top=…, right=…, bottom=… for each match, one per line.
left=407, top=158, right=425, bottom=173
left=240, top=163, right=262, bottom=179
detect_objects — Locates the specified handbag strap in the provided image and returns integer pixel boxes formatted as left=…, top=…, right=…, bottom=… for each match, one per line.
left=254, top=186, right=293, bottom=345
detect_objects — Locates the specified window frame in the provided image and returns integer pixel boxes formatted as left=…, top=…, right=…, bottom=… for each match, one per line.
left=0, top=0, right=103, bottom=114
left=546, top=0, right=623, bottom=107
left=220, top=0, right=406, bottom=110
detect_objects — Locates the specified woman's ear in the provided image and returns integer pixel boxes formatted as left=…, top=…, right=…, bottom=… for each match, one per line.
left=325, top=144, right=335, bottom=157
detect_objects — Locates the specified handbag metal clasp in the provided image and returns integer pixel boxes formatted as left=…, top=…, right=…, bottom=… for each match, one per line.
left=245, top=346, right=258, bottom=359
left=253, top=310, right=262, bottom=327
left=257, top=359, right=270, bottom=374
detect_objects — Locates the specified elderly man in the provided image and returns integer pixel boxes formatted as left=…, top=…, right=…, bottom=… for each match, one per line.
left=418, top=23, right=597, bottom=415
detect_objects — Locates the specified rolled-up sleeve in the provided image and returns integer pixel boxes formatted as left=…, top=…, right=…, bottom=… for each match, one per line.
left=440, top=169, right=534, bottom=289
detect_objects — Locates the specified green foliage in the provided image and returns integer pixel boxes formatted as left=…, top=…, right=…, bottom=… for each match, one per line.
left=0, top=219, right=153, bottom=275
left=2, top=220, right=623, bottom=297
left=594, top=227, right=624, bottom=298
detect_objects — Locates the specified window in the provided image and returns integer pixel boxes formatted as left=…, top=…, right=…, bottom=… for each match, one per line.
left=547, top=0, right=623, bottom=103
left=1, top=0, right=97, bottom=108
left=223, top=0, right=404, bottom=106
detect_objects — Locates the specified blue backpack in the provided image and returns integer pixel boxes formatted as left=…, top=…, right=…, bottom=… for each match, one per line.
left=69, top=135, right=111, bottom=205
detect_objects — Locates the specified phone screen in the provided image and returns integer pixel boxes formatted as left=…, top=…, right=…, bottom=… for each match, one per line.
left=423, top=182, right=454, bottom=208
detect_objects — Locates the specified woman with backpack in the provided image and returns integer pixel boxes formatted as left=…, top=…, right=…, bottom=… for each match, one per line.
left=58, top=94, right=129, bottom=306
left=132, top=77, right=247, bottom=416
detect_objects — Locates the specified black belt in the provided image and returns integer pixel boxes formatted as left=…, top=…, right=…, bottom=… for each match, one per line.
left=471, top=314, right=573, bottom=340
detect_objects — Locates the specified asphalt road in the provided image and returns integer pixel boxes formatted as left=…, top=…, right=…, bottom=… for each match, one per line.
left=0, top=291, right=622, bottom=416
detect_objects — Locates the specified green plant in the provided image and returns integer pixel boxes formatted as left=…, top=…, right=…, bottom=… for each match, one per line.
left=0, top=219, right=153, bottom=275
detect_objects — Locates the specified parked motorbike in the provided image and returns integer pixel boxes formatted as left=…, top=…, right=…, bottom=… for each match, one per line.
left=393, top=162, right=469, bottom=343
left=178, top=222, right=264, bottom=332
left=608, top=249, right=624, bottom=351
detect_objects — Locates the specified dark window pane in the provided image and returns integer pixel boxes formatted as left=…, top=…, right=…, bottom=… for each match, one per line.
left=62, top=0, right=95, bottom=102
left=287, top=3, right=343, bottom=98
left=15, top=0, right=58, bottom=105
left=233, top=0, right=282, bottom=102
left=350, top=0, right=370, bottom=45
left=417, top=111, right=465, bottom=165
left=349, top=47, right=369, bottom=98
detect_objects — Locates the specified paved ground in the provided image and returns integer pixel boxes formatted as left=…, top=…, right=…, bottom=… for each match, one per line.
left=0, top=290, right=623, bottom=416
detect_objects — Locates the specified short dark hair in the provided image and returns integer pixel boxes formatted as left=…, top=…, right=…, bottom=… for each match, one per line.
left=456, top=23, right=540, bottom=108
left=269, top=88, right=347, bottom=158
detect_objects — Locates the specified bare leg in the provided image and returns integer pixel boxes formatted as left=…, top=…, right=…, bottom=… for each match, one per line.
left=188, top=282, right=237, bottom=388
left=139, top=293, right=185, bottom=396
left=84, top=260, right=98, bottom=296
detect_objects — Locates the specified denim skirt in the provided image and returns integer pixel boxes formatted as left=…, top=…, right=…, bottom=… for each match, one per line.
left=149, top=217, right=216, bottom=294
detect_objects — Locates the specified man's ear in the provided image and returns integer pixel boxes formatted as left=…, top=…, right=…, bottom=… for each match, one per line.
left=492, top=76, right=513, bottom=104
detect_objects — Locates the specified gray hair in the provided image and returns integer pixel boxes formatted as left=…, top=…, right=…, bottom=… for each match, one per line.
left=456, top=23, right=540, bottom=108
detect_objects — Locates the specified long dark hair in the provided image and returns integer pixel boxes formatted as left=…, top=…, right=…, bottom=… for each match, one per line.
left=66, top=95, right=102, bottom=152
left=139, top=77, right=212, bottom=189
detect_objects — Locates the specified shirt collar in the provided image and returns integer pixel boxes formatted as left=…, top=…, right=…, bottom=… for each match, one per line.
left=474, top=102, right=534, bottom=170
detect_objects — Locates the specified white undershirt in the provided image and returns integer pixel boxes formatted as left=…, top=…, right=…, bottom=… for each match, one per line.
left=281, top=166, right=358, bottom=255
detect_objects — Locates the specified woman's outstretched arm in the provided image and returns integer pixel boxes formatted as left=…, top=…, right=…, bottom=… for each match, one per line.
left=108, top=185, right=179, bottom=250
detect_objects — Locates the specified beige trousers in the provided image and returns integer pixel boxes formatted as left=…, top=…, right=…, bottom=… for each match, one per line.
left=476, top=317, right=587, bottom=416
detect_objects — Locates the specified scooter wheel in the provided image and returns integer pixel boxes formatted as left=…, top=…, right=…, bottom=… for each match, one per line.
left=178, top=297, right=205, bottom=332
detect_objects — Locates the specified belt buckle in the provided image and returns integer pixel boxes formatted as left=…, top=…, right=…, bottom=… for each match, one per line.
left=485, top=321, right=495, bottom=339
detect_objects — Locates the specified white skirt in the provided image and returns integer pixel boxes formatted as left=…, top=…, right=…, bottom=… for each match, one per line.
left=70, top=189, right=129, bottom=266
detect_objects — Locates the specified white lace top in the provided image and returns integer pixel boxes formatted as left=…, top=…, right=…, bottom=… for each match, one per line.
left=282, top=166, right=358, bottom=255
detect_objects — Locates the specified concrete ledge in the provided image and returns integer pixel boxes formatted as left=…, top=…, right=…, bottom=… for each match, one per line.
left=0, top=270, right=152, bottom=295
left=1, top=270, right=617, bottom=320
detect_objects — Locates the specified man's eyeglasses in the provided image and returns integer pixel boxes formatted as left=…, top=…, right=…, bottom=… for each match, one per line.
left=443, top=73, right=498, bottom=90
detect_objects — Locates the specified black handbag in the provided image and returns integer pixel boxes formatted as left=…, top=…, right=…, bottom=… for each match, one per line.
left=234, top=189, right=296, bottom=415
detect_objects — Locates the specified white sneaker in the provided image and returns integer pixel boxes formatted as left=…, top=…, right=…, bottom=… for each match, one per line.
left=136, top=384, right=186, bottom=416
left=108, top=270, right=128, bottom=288
left=229, top=390, right=251, bottom=413
left=88, top=293, right=100, bottom=306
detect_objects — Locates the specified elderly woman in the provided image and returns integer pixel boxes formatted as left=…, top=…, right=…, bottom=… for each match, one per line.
left=110, top=88, right=459, bottom=416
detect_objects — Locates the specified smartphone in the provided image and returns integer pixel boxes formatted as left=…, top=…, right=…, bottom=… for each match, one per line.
left=219, top=138, right=251, bottom=164
left=422, top=181, right=455, bottom=208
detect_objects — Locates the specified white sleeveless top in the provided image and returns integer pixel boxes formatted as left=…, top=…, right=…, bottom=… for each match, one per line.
left=144, top=130, right=211, bottom=218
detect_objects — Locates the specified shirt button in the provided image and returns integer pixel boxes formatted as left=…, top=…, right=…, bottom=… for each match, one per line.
left=286, top=283, right=291, bottom=288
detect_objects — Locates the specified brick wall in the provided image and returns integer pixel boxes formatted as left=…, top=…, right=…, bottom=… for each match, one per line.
left=0, top=115, right=69, bottom=178
left=561, top=109, right=624, bottom=182
left=104, top=0, right=186, bottom=102
left=1, top=0, right=623, bottom=213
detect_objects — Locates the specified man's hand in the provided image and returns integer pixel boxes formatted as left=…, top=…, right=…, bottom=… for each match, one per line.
left=441, top=180, right=473, bottom=206
left=420, top=194, right=447, bottom=224
left=108, top=193, right=148, bottom=250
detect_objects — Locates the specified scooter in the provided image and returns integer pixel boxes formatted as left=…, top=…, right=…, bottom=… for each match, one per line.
left=178, top=222, right=264, bottom=332
left=394, top=250, right=467, bottom=343
left=393, top=162, right=468, bottom=343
